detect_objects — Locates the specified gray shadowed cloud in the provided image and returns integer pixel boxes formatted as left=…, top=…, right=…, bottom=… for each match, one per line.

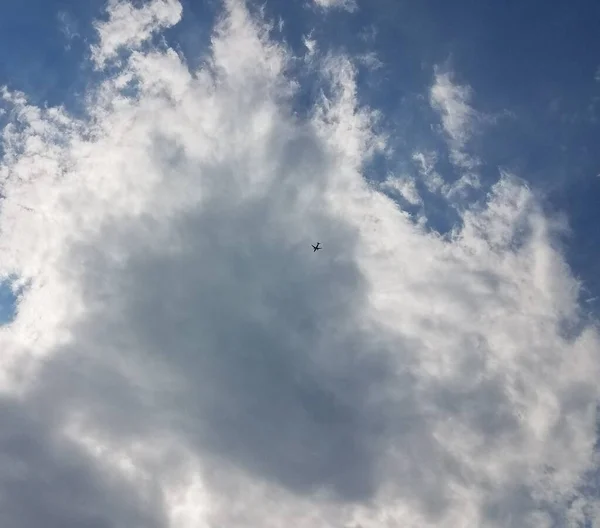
left=0, top=396, right=166, bottom=528
left=31, top=132, right=425, bottom=505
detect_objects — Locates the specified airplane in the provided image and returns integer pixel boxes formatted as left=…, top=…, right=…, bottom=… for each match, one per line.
left=312, top=242, right=322, bottom=252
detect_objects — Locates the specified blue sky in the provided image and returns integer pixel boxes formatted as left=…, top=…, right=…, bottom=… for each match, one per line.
left=1, top=1, right=600, bottom=527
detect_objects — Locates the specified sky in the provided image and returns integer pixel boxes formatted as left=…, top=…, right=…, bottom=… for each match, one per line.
left=0, top=0, right=600, bottom=527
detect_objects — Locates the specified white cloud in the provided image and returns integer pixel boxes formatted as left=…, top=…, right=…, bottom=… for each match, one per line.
left=380, top=174, right=422, bottom=206
left=429, top=67, right=481, bottom=176
left=357, top=51, right=383, bottom=71
left=412, top=150, right=445, bottom=193
left=430, top=69, right=477, bottom=148
left=91, top=0, right=183, bottom=68
left=0, top=1, right=599, bottom=527
left=303, top=33, right=317, bottom=57
left=312, top=0, right=358, bottom=13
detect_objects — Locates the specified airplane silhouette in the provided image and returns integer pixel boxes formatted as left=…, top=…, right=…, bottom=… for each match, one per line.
left=312, top=242, right=321, bottom=252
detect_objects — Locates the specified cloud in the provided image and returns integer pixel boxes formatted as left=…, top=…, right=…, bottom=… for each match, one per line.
left=312, top=0, right=358, bottom=13
left=412, top=150, right=445, bottom=193
left=430, top=68, right=477, bottom=148
left=380, top=174, right=422, bottom=206
left=429, top=67, right=482, bottom=179
left=57, top=11, right=81, bottom=50
left=91, top=0, right=183, bottom=68
left=0, top=1, right=599, bottom=527
left=0, top=394, right=165, bottom=528
left=356, top=51, right=383, bottom=71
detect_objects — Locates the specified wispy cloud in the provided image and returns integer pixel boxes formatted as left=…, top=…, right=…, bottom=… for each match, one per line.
left=412, top=150, right=445, bottom=193
left=57, top=11, right=81, bottom=50
left=430, top=69, right=477, bottom=147
left=380, top=174, right=422, bottom=206
left=312, top=0, right=358, bottom=13
left=0, top=1, right=598, bottom=527
left=429, top=66, right=482, bottom=177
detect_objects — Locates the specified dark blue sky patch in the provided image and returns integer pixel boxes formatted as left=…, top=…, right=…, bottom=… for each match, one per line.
left=0, top=0, right=106, bottom=112
left=545, top=176, right=600, bottom=304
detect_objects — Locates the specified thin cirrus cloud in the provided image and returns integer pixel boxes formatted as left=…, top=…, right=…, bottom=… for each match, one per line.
left=312, top=0, right=358, bottom=13
left=0, top=1, right=598, bottom=527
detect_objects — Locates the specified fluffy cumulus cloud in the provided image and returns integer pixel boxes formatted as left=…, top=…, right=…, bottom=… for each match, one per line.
left=0, top=1, right=600, bottom=527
